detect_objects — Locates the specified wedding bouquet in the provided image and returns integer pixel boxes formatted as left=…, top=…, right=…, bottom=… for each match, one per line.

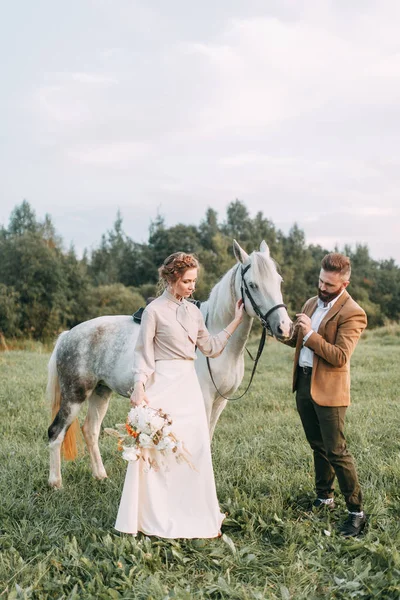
left=105, top=405, right=194, bottom=471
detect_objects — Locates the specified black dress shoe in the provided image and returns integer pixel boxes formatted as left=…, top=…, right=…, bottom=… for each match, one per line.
left=312, top=498, right=335, bottom=510
left=339, top=513, right=367, bottom=537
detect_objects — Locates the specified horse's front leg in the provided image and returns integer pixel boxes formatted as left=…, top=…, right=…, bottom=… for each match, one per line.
left=49, top=438, right=62, bottom=489
left=201, top=385, right=215, bottom=439
left=82, top=385, right=112, bottom=480
left=209, top=396, right=228, bottom=440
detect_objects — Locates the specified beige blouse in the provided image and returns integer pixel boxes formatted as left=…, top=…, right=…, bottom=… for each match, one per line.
left=133, top=290, right=230, bottom=386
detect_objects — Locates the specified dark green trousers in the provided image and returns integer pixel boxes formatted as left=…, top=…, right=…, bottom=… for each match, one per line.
left=296, top=369, right=363, bottom=512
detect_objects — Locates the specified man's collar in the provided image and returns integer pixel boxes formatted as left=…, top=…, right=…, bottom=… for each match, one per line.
left=317, top=288, right=346, bottom=310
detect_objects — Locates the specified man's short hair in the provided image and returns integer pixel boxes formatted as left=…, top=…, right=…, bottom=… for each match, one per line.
left=321, top=253, right=351, bottom=281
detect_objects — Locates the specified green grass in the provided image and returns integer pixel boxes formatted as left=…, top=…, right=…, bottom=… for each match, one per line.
left=1, top=328, right=400, bottom=599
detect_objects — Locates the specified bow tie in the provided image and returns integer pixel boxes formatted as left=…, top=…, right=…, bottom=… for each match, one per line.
left=176, top=303, right=196, bottom=344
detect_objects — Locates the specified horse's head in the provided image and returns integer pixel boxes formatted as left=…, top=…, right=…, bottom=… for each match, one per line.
left=233, top=239, right=293, bottom=341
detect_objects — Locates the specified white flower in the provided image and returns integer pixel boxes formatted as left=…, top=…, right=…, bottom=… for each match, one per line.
left=134, top=408, right=152, bottom=435
left=127, top=407, right=139, bottom=425
left=122, top=447, right=141, bottom=461
left=139, top=432, right=154, bottom=448
left=157, top=437, right=174, bottom=452
left=149, top=413, right=165, bottom=433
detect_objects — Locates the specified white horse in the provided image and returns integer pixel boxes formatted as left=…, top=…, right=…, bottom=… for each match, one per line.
left=47, top=240, right=292, bottom=488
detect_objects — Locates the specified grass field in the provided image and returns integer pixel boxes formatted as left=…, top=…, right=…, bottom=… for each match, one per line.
left=1, top=326, right=400, bottom=599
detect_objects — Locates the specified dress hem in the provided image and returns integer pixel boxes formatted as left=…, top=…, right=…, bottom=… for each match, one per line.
left=114, top=527, right=223, bottom=539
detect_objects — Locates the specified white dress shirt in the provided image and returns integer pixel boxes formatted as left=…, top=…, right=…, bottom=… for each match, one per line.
left=299, top=290, right=345, bottom=368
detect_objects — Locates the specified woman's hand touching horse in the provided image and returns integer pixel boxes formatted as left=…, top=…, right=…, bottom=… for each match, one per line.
left=223, top=299, right=244, bottom=337
left=234, top=298, right=244, bottom=322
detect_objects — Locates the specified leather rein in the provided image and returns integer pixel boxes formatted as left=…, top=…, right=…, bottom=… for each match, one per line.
left=206, top=263, right=286, bottom=402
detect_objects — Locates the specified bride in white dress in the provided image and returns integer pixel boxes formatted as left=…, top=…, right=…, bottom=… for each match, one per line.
left=115, top=252, right=244, bottom=538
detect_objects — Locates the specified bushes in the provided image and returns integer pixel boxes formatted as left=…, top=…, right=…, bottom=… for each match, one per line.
left=86, top=285, right=145, bottom=318
left=0, top=200, right=399, bottom=341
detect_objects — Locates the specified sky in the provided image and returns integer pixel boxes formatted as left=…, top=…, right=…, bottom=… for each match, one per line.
left=1, top=0, right=399, bottom=263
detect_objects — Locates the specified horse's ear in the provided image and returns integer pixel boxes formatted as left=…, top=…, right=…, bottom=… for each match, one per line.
left=233, top=239, right=249, bottom=264
left=260, top=240, right=270, bottom=257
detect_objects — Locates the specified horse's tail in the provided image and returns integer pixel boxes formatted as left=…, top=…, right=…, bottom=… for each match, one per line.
left=47, top=331, right=82, bottom=461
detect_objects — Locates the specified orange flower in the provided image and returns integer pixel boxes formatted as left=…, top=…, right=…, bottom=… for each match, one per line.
left=125, top=423, right=137, bottom=437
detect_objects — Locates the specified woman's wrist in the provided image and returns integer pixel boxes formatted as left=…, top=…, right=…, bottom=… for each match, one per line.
left=231, top=317, right=242, bottom=328
left=129, top=382, right=145, bottom=395
left=224, top=318, right=241, bottom=337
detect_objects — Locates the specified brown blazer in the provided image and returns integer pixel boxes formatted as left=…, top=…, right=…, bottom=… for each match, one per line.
left=288, top=290, right=367, bottom=406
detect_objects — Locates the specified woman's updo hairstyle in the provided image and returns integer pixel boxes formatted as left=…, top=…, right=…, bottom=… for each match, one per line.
left=158, top=252, right=199, bottom=290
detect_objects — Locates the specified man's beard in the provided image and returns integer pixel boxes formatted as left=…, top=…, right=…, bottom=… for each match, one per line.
left=318, top=287, right=342, bottom=303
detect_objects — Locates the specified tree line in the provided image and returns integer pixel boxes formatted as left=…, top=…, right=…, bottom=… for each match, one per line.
left=0, top=199, right=399, bottom=340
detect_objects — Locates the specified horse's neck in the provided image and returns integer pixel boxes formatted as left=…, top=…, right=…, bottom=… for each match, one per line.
left=203, top=267, right=253, bottom=355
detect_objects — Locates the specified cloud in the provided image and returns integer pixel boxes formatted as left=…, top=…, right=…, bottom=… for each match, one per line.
left=299, top=205, right=400, bottom=262
left=31, top=6, right=400, bottom=156
left=69, top=72, right=118, bottom=85
left=182, top=18, right=355, bottom=131
left=342, top=206, right=395, bottom=217
left=67, top=142, right=151, bottom=167
left=33, top=70, right=118, bottom=130
left=178, top=7, right=400, bottom=148
left=7, top=1, right=400, bottom=264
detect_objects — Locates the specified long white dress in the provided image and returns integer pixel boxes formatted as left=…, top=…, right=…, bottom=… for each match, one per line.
left=115, top=290, right=230, bottom=538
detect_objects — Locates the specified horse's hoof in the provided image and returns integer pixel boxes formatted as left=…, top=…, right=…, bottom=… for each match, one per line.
left=48, top=477, right=63, bottom=489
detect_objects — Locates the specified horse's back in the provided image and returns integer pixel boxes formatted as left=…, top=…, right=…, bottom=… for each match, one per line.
left=68, top=314, right=135, bottom=333
left=56, top=315, right=141, bottom=396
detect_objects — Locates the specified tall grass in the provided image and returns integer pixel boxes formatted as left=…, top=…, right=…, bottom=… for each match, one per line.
left=0, top=328, right=400, bottom=599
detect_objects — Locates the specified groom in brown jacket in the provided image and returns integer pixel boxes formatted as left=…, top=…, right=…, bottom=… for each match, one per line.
left=288, top=252, right=367, bottom=537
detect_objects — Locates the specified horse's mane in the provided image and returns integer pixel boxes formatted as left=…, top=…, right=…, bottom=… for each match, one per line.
left=205, top=263, right=237, bottom=325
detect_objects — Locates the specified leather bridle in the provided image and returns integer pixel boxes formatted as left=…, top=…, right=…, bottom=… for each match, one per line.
left=240, top=263, right=287, bottom=336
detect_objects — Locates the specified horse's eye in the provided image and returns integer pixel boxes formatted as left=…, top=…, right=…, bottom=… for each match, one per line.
left=249, top=282, right=258, bottom=290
